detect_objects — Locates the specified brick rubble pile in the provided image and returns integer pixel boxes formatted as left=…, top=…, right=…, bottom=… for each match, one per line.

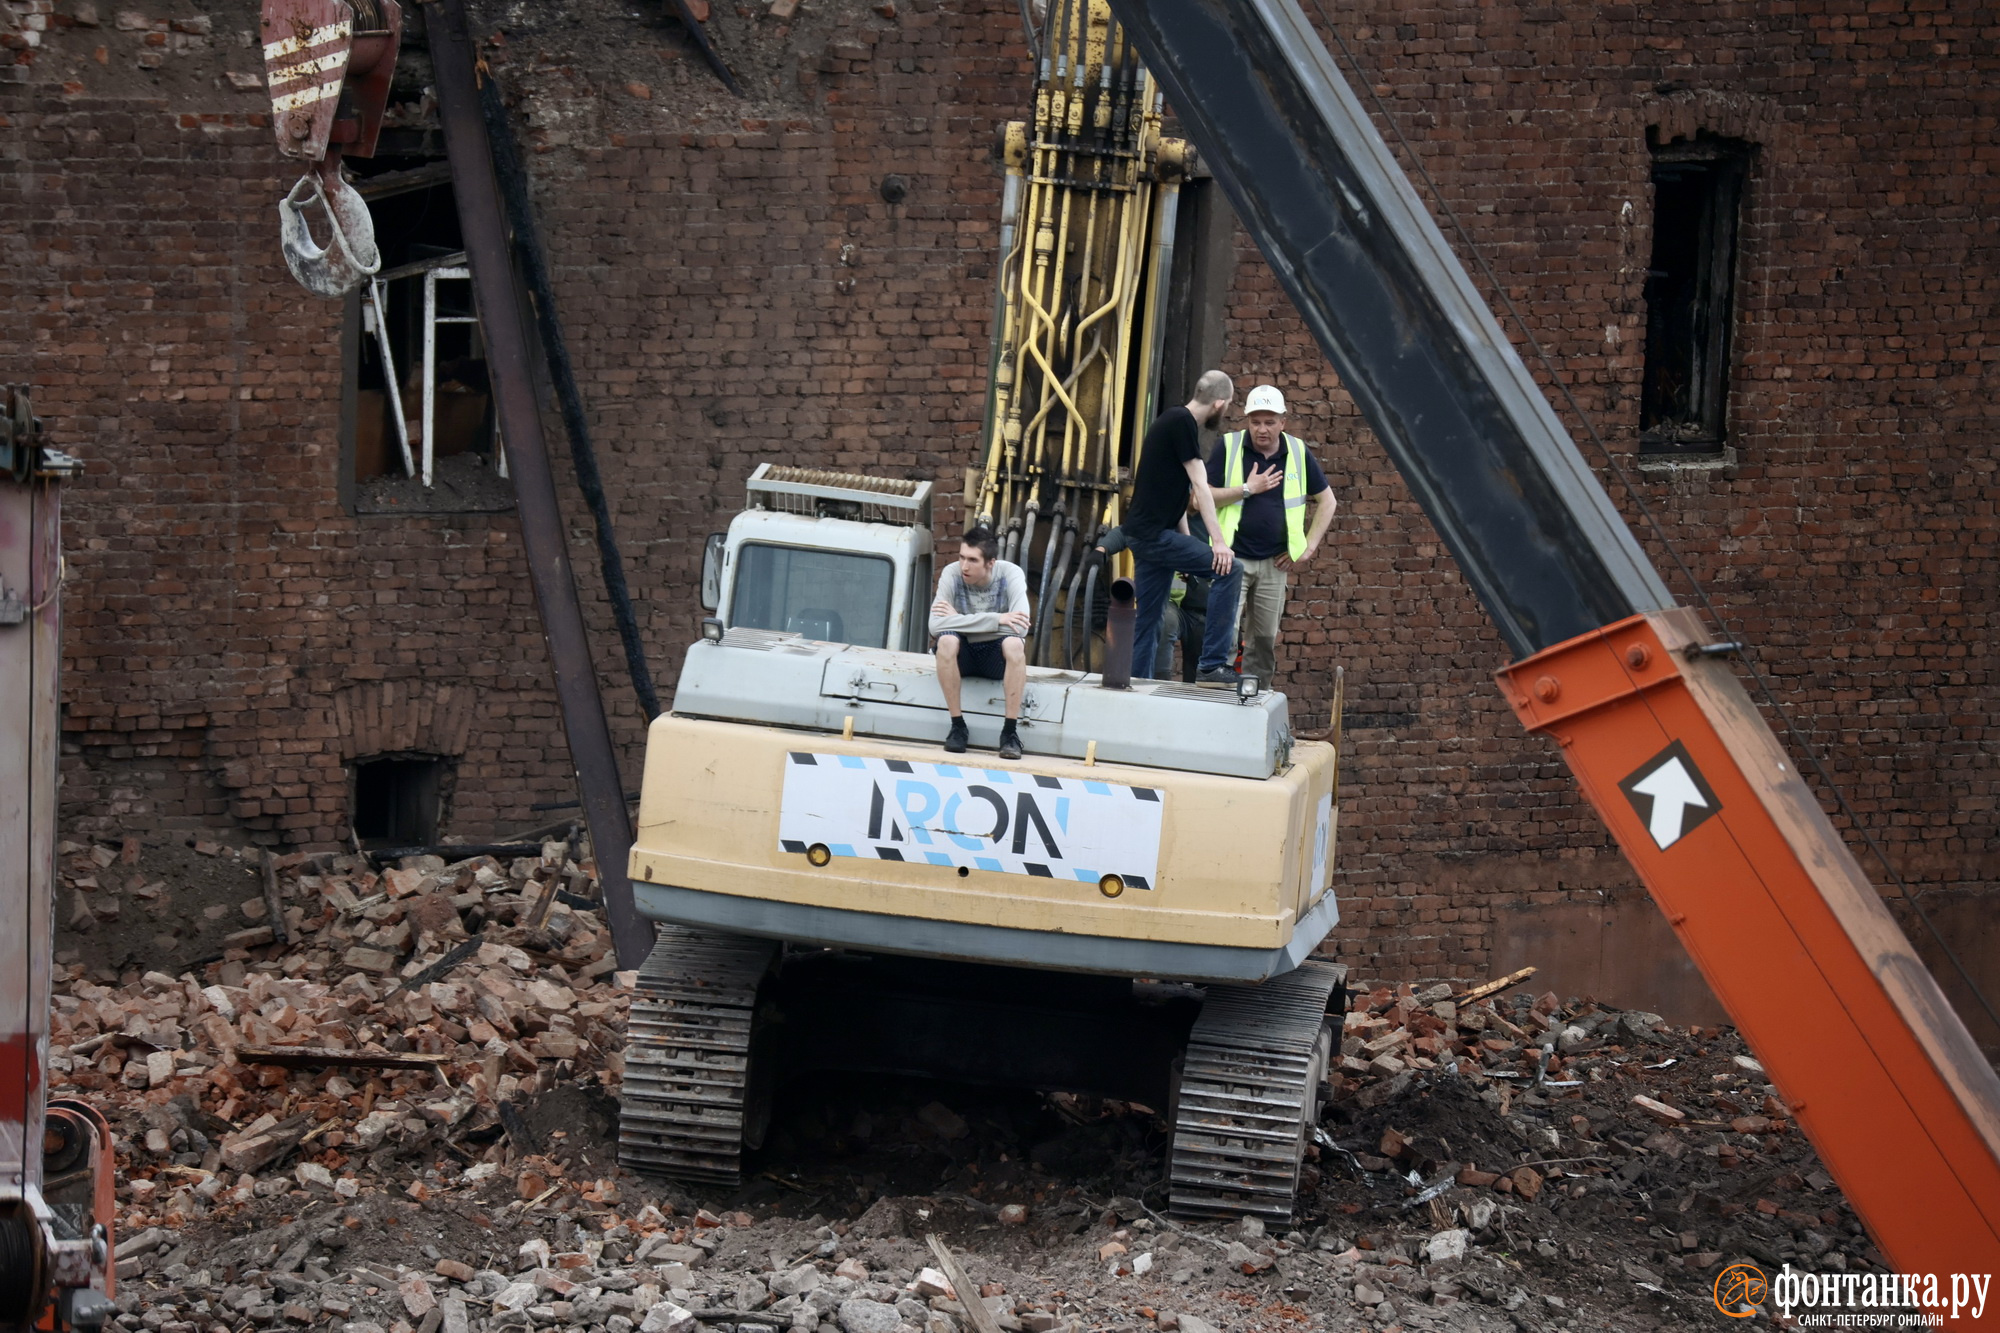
left=50, top=841, right=633, bottom=1226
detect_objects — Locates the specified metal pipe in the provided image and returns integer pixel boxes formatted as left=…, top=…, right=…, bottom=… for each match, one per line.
left=1135, top=172, right=1181, bottom=442
left=978, top=165, right=1027, bottom=522
left=421, top=266, right=438, bottom=486
left=476, top=67, right=663, bottom=724
left=430, top=0, right=652, bottom=970
left=364, top=280, right=414, bottom=476
left=1102, top=576, right=1136, bottom=689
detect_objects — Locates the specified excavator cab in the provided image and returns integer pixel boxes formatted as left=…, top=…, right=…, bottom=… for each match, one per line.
left=704, top=466, right=935, bottom=654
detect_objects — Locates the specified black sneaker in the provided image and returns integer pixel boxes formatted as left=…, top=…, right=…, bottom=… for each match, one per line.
left=1197, top=666, right=1243, bottom=685
left=944, top=717, right=970, bottom=753
left=997, top=722, right=1023, bottom=760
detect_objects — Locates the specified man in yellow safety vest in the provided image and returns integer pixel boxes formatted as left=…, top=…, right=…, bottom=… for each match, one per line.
left=1206, top=384, right=1338, bottom=686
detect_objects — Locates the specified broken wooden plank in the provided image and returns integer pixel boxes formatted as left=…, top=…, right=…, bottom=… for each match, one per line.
left=396, top=936, right=484, bottom=994
left=261, top=852, right=290, bottom=947
left=926, top=1234, right=1005, bottom=1333
left=236, top=1045, right=451, bottom=1072
left=1455, top=965, right=1537, bottom=1006
left=526, top=875, right=561, bottom=933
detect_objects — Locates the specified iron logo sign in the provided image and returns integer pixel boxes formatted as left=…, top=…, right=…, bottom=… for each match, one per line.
left=779, top=752, right=1164, bottom=887
left=1618, top=740, right=1722, bottom=851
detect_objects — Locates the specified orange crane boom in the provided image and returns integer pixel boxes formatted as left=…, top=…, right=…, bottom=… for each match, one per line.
left=1109, top=0, right=2000, bottom=1309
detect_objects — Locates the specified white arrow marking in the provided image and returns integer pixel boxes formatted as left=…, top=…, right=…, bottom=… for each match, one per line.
left=1632, top=758, right=1707, bottom=849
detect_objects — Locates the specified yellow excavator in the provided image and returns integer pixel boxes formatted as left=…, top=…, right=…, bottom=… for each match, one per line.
left=620, top=0, right=1347, bottom=1225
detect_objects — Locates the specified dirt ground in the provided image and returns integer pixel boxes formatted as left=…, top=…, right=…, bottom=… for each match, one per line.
left=54, top=835, right=281, bottom=977
left=52, top=836, right=1889, bottom=1333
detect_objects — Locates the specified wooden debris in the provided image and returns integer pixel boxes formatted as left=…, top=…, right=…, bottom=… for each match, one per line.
left=260, top=852, right=289, bottom=946
left=235, top=1045, right=452, bottom=1071
left=396, top=935, right=484, bottom=993
left=927, top=1234, right=1006, bottom=1333
left=1454, top=965, right=1537, bottom=1006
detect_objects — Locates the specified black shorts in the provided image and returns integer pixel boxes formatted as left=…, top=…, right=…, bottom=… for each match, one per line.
left=938, top=633, right=1013, bottom=680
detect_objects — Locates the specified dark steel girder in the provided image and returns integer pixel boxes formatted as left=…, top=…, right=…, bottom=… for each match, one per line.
left=1108, top=0, right=1674, bottom=657
left=431, top=0, right=653, bottom=969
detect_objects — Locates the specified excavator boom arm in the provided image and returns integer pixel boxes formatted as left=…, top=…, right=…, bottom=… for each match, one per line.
left=1106, top=0, right=2000, bottom=1290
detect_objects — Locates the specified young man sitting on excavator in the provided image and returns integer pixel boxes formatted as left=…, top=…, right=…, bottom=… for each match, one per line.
left=929, top=526, right=1031, bottom=760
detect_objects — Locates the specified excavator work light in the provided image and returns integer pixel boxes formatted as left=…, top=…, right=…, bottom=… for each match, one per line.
left=701, top=617, right=725, bottom=643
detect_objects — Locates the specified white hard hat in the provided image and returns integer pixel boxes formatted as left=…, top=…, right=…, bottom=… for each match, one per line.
left=1244, top=384, right=1286, bottom=415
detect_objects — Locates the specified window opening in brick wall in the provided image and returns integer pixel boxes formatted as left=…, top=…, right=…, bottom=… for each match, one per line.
left=352, top=754, right=447, bottom=848
left=1640, top=135, right=1751, bottom=454
left=343, top=170, right=514, bottom=514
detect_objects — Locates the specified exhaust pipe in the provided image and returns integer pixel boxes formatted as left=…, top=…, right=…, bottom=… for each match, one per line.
left=1102, top=577, right=1137, bottom=690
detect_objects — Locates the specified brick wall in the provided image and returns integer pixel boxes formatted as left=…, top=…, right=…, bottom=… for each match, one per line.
left=5, top=0, right=1995, bottom=1023
left=1222, top=1, right=1999, bottom=1015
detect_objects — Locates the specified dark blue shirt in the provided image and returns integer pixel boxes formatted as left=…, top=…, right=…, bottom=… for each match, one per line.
left=1206, top=436, right=1329, bottom=561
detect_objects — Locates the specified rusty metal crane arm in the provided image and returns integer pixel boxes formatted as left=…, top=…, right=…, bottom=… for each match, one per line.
left=1105, top=0, right=2000, bottom=1296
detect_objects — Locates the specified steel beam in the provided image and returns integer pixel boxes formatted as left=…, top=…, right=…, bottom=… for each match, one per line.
left=429, top=0, right=653, bottom=969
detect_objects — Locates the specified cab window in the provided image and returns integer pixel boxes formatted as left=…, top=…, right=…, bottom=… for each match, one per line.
left=731, top=544, right=894, bottom=648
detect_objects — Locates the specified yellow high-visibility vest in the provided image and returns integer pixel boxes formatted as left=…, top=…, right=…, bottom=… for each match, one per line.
left=1217, top=431, right=1310, bottom=561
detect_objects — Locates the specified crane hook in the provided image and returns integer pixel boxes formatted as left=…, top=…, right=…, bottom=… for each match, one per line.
left=278, top=160, right=381, bottom=299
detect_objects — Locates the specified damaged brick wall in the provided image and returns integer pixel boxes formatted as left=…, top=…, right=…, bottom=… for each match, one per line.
left=1222, top=3, right=1999, bottom=1015
left=5, top=0, right=1996, bottom=1022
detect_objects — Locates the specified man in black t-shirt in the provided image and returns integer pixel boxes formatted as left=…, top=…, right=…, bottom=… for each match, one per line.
left=1122, top=369, right=1244, bottom=683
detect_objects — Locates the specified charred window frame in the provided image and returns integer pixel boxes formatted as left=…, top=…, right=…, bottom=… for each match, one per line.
left=337, top=163, right=515, bottom=515
left=1640, top=136, right=1751, bottom=455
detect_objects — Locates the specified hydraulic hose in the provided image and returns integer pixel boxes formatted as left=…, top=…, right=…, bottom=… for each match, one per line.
left=1062, top=554, right=1086, bottom=669
left=1037, top=518, right=1077, bottom=666
left=1019, top=502, right=1039, bottom=599
left=1079, top=560, right=1102, bottom=677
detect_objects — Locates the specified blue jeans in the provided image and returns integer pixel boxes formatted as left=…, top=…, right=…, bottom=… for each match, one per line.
left=1130, top=530, right=1241, bottom=678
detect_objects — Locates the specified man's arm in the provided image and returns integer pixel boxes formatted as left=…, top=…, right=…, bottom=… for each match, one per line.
left=929, top=566, right=1005, bottom=638
left=1205, top=442, right=1277, bottom=506
left=1183, top=458, right=1234, bottom=576
left=998, top=571, right=1031, bottom=634
left=1277, top=487, right=1339, bottom=571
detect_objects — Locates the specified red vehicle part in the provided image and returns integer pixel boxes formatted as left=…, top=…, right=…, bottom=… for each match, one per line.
left=259, top=0, right=403, bottom=297
left=1496, top=610, right=2000, bottom=1284
left=260, top=0, right=401, bottom=163
left=0, top=390, right=110, bottom=1333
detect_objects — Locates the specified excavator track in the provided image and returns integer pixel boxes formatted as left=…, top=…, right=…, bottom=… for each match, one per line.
left=1169, top=960, right=1345, bottom=1223
left=617, top=926, right=779, bottom=1186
